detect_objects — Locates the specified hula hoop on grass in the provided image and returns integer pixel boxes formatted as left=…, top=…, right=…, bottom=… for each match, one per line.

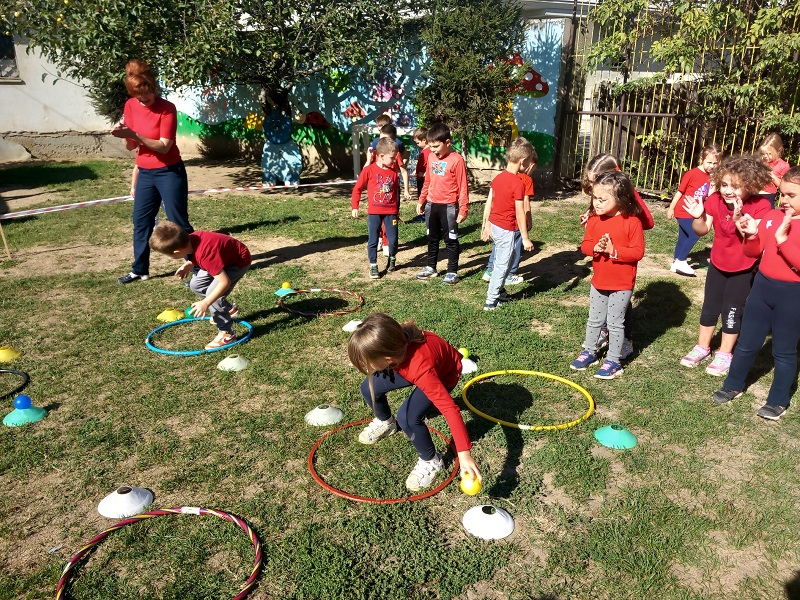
left=145, top=317, right=253, bottom=356
left=0, top=369, right=29, bottom=400
left=277, top=288, right=364, bottom=317
left=462, top=370, right=595, bottom=431
left=55, top=506, right=262, bottom=600
left=308, top=418, right=459, bottom=503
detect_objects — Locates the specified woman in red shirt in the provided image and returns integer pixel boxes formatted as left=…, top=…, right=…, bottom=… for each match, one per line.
left=111, top=59, right=193, bottom=284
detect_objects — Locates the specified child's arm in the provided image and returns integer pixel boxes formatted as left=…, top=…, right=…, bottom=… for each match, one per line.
left=666, top=190, right=682, bottom=219
left=189, top=270, right=231, bottom=318
left=740, top=214, right=764, bottom=258
left=454, top=157, right=469, bottom=224
left=350, top=168, right=370, bottom=218
left=523, top=195, right=532, bottom=231
left=416, top=163, right=431, bottom=215
left=579, top=220, right=598, bottom=256
left=515, top=199, right=533, bottom=251
left=130, top=164, right=139, bottom=198
left=774, top=208, right=800, bottom=269
left=480, top=189, right=493, bottom=242
left=175, top=259, right=194, bottom=279
left=399, top=165, right=411, bottom=201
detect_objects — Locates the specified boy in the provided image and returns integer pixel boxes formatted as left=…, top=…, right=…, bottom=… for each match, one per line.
left=351, top=137, right=402, bottom=278
left=149, top=221, right=251, bottom=349
left=482, top=138, right=538, bottom=285
left=415, top=123, right=470, bottom=285
left=413, top=127, right=430, bottom=201
left=482, top=143, right=534, bottom=309
left=369, top=114, right=405, bottom=157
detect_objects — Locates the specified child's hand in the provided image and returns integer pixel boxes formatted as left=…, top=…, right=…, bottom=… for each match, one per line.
left=404, top=190, right=411, bottom=201
left=731, top=198, right=744, bottom=223
left=522, top=237, right=533, bottom=251
left=351, top=209, right=359, bottom=218
left=682, top=196, right=704, bottom=218
left=175, top=261, right=194, bottom=280
left=190, top=300, right=210, bottom=319
left=579, top=210, right=590, bottom=227
left=456, top=214, right=466, bottom=224
left=666, top=206, right=675, bottom=219
left=593, top=233, right=609, bottom=254
left=776, top=208, right=794, bottom=245
left=457, top=450, right=482, bottom=483
left=604, top=236, right=615, bottom=257
left=480, top=226, right=491, bottom=242
left=738, top=213, right=758, bottom=238
left=416, top=203, right=425, bottom=216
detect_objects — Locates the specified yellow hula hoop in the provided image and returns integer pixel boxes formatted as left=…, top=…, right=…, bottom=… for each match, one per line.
left=461, top=369, right=595, bottom=431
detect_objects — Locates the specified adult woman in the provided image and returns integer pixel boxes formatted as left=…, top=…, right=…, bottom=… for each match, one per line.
left=111, top=59, right=193, bottom=284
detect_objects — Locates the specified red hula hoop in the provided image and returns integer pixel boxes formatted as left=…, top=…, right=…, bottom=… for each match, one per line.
left=308, top=418, right=460, bottom=503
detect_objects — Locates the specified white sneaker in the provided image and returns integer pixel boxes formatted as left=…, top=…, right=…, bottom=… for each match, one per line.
left=358, top=417, right=397, bottom=444
left=505, top=274, right=524, bottom=285
left=672, top=260, right=695, bottom=276
left=405, top=453, right=444, bottom=491
left=382, top=245, right=390, bottom=257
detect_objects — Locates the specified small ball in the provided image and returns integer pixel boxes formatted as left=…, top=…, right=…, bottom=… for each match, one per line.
left=460, top=474, right=482, bottom=496
left=458, top=348, right=470, bottom=359
left=14, top=395, right=32, bottom=410
left=281, top=282, right=291, bottom=289
left=185, top=306, right=194, bottom=318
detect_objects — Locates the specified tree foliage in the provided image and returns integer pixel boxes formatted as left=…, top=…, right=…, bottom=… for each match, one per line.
left=1, top=0, right=412, bottom=121
left=413, top=0, right=528, bottom=152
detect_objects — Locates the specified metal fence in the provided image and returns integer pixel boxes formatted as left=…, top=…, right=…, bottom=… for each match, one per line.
left=554, top=3, right=800, bottom=195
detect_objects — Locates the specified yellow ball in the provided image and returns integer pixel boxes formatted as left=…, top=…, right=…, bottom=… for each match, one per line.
left=460, top=474, right=482, bottom=496
left=281, top=281, right=291, bottom=289
left=458, top=347, right=470, bottom=359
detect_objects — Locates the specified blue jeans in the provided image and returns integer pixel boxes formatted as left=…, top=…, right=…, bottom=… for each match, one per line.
left=724, top=272, right=800, bottom=407
left=674, top=218, right=699, bottom=261
left=360, top=369, right=453, bottom=461
left=486, top=224, right=517, bottom=304
left=131, top=160, right=192, bottom=275
left=486, top=229, right=522, bottom=276
left=367, top=214, right=398, bottom=263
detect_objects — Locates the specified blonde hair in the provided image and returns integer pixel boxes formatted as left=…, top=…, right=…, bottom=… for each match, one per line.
left=710, top=155, right=774, bottom=196
left=759, top=133, right=784, bottom=157
left=149, top=221, right=189, bottom=254
left=506, top=138, right=534, bottom=164
left=375, top=137, right=397, bottom=156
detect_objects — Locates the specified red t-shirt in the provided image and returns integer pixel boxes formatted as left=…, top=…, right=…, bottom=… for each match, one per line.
left=518, top=172, right=534, bottom=197
left=416, top=147, right=431, bottom=177
left=581, top=213, right=644, bottom=290
left=351, top=163, right=400, bottom=215
left=189, top=231, right=251, bottom=276
left=489, top=170, right=525, bottom=231
left=123, top=96, right=181, bottom=169
left=743, top=209, right=800, bottom=282
left=674, top=167, right=711, bottom=219
left=764, top=158, right=791, bottom=194
left=393, top=332, right=470, bottom=453
left=418, top=150, right=470, bottom=218
left=704, top=192, right=771, bottom=272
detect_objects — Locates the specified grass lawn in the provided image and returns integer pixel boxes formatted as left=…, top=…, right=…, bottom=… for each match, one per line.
left=1, top=160, right=799, bottom=599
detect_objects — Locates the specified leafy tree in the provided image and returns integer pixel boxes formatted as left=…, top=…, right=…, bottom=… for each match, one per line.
left=1, top=0, right=412, bottom=122
left=413, top=0, right=528, bottom=154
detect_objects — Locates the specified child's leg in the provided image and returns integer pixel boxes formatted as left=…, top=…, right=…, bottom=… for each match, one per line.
left=674, top=218, right=699, bottom=261
left=189, top=269, right=213, bottom=298
left=384, top=214, right=399, bottom=257
left=206, top=264, right=250, bottom=333
left=416, top=175, right=425, bottom=200
left=764, top=278, right=800, bottom=406
left=624, top=300, right=634, bottom=341
left=485, top=244, right=496, bottom=273
left=606, top=289, right=633, bottom=363
left=583, top=286, right=609, bottom=353
left=397, top=386, right=438, bottom=460
left=486, top=225, right=514, bottom=305
left=366, top=214, right=381, bottom=264
left=359, top=369, right=413, bottom=420
left=443, top=203, right=460, bottom=274
left=426, top=203, right=445, bottom=269
left=509, top=229, right=523, bottom=276
left=717, top=266, right=756, bottom=352
left=698, top=263, right=726, bottom=346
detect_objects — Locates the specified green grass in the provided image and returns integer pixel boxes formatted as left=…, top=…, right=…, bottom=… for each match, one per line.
left=1, top=160, right=799, bottom=599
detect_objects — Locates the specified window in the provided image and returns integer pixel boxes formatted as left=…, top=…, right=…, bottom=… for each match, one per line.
left=0, top=35, right=20, bottom=80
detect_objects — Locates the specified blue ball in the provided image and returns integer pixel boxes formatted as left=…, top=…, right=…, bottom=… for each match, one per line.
left=14, top=395, right=32, bottom=409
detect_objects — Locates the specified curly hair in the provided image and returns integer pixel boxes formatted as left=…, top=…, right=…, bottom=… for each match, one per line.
left=710, top=155, right=774, bottom=195
left=591, top=171, right=642, bottom=217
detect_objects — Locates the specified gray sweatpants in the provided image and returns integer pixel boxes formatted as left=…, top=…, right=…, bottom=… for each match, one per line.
left=583, top=286, right=632, bottom=363
left=189, top=264, right=250, bottom=333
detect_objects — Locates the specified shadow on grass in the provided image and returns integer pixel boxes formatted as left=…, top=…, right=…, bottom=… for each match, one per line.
left=785, top=569, right=800, bottom=600
left=217, top=216, right=300, bottom=236
left=630, top=280, right=691, bottom=355
left=0, top=164, right=99, bottom=188
left=249, top=235, right=365, bottom=270
left=520, top=249, right=590, bottom=294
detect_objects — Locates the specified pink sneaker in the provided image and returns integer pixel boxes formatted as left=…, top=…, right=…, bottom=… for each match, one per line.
left=680, top=345, right=711, bottom=368
left=705, top=351, right=732, bottom=376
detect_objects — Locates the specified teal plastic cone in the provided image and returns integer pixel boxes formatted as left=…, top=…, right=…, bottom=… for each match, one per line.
left=3, top=395, right=46, bottom=427
left=275, top=287, right=295, bottom=297
left=594, top=424, right=637, bottom=450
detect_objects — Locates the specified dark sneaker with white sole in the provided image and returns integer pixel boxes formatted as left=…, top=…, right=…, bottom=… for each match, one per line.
left=711, top=387, right=742, bottom=404
left=756, top=403, right=788, bottom=421
left=117, top=272, right=150, bottom=284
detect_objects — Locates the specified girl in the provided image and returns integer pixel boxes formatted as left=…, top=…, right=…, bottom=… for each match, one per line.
left=666, top=144, right=722, bottom=276
left=680, top=155, right=773, bottom=376
left=571, top=171, right=645, bottom=380
left=712, top=167, right=800, bottom=420
left=580, top=154, right=653, bottom=360
left=758, top=133, right=791, bottom=205
left=348, top=313, right=482, bottom=491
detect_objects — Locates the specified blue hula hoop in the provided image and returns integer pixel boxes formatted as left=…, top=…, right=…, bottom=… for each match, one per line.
left=146, top=317, right=254, bottom=356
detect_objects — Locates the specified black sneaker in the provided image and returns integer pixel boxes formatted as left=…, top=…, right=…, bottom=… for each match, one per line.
left=712, top=387, right=742, bottom=404
left=387, top=257, right=397, bottom=273
left=756, top=403, right=788, bottom=420
left=117, top=272, right=150, bottom=284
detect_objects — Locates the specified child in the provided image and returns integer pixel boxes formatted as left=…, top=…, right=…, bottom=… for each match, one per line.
left=347, top=313, right=482, bottom=490
left=758, top=133, right=791, bottom=205
left=351, top=137, right=402, bottom=278
left=482, top=138, right=538, bottom=286
left=580, top=154, right=653, bottom=359
left=416, top=123, right=469, bottom=285
left=679, top=155, right=773, bottom=375
left=149, top=221, right=251, bottom=350
left=571, top=171, right=644, bottom=380
left=374, top=124, right=411, bottom=202
left=368, top=114, right=405, bottom=157
left=667, top=144, right=722, bottom=276
left=413, top=127, right=430, bottom=200
left=481, top=141, right=534, bottom=310
left=712, top=167, right=800, bottom=419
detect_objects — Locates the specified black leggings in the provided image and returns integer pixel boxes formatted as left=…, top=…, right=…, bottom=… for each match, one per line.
left=699, top=263, right=756, bottom=334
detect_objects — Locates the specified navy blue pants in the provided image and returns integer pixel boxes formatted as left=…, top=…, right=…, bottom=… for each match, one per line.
left=425, top=202, right=460, bottom=274
left=367, top=214, right=398, bottom=263
left=724, top=272, right=800, bottom=407
left=360, top=370, right=452, bottom=461
left=674, top=217, right=700, bottom=261
left=131, top=160, right=192, bottom=275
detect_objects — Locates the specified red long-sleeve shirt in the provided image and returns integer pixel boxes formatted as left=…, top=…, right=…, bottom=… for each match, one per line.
left=418, top=150, right=469, bottom=219
left=743, top=209, right=800, bottom=282
left=581, top=213, right=644, bottom=290
left=351, top=163, right=400, bottom=215
left=705, top=192, right=771, bottom=272
left=394, top=332, right=470, bottom=453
